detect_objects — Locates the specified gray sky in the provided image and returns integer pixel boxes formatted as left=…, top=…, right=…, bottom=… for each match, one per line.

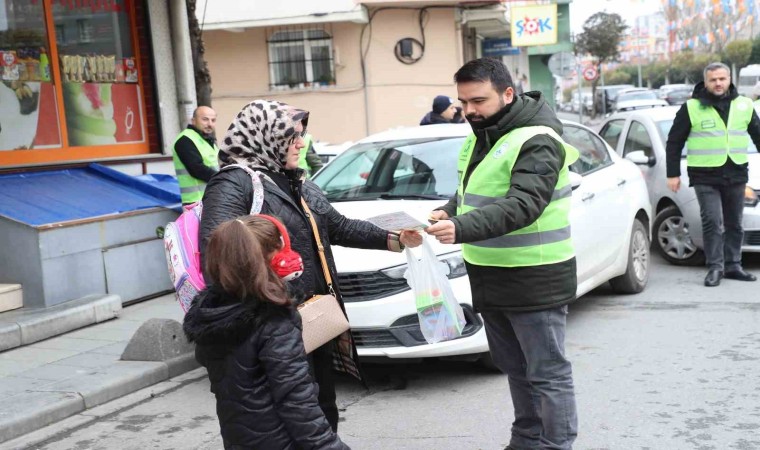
left=570, top=0, right=662, bottom=33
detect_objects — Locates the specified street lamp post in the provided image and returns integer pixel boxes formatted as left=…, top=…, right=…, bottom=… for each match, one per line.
left=636, top=16, right=643, bottom=88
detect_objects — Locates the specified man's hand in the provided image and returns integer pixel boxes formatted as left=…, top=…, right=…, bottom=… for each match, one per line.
left=428, top=210, right=449, bottom=223
left=667, top=177, right=681, bottom=193
left=399, top=230, right=423, bottom=248
left=426, top=220, right=456, bottom=244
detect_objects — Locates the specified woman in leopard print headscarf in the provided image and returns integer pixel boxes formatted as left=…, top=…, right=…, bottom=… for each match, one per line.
left=198, top=100, right=422, bottom=434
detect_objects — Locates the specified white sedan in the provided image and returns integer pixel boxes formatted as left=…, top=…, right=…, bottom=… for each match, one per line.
left=312, top=122, right=652, bottom=364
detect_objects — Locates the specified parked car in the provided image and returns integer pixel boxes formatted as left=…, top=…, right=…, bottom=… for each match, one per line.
left=611, top=88, right=669, bottom=113
left=660, top=87, right=692, bottom=105
left=599, top=106, right=760, bottom=265
left=313, top=141, right=352, bottom=166
left=738, top=64, right=760, bottom=99
left=594, top=84, right=635, bottom=115
left=311, top=122, right=652, bottom=365
left=657, top=84, right=693, bottom=101
left=571, top=91, right=593, bottom=114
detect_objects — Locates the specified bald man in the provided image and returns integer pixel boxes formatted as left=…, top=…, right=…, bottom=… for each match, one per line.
left=172, top=106, right=220, bottom=204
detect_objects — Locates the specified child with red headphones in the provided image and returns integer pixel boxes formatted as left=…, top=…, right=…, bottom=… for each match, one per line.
left=183, top=215, right=350, bottom=450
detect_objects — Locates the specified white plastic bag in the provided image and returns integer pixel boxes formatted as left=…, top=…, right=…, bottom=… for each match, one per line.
left=404, top=239, right=466, bottom=344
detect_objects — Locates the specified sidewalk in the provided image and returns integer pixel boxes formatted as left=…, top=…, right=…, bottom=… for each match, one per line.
left=0, top=294, right=196, bottom=444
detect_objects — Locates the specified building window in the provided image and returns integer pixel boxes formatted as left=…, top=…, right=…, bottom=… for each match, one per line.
left=267, top=29, right=334, bottom=89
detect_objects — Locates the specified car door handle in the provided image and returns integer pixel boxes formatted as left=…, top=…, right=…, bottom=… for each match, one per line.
left=581, top=192, right=595, bottom=201
left=617, top=179, right=626, bottom=187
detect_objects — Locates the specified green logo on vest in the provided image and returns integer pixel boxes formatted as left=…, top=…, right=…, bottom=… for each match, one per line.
left=493, top=142, right=508, bottom=159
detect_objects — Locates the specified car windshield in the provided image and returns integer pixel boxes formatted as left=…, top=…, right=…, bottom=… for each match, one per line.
left=618, top=91, right=657, bottom=102
left=312, top=137, right=464, bottom=202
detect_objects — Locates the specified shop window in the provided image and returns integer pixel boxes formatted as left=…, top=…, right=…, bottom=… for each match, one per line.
left=0, top=0, right=62, bottom=151
left=52, top=0, right=145, bottom=147
left=267, top=29, right=335, bottom=89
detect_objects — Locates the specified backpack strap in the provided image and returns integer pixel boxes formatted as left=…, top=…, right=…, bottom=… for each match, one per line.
left=220, top=164, right=265, bottom=214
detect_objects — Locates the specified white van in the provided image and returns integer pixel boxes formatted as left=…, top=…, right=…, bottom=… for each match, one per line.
left=738, top=64, right=760, bottom=99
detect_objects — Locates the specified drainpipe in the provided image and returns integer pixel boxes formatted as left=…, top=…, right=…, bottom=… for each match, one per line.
left=169, top=0, right=197, bottom=128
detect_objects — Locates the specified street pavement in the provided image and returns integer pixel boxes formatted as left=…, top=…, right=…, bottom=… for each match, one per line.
left=6, top=252, right=760, bottom=450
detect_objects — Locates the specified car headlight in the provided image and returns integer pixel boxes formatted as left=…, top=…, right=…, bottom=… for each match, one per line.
left=745, top=186, right=759, bottom=207
left=380, top=251, right=468, bottom=280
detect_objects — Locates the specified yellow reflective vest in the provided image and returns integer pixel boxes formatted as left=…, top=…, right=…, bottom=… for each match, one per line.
left=172, top=129, right=219, bottom=204
left=685, top=97, right=752, bottom=167
left=456, top=126, right=579, bottom=268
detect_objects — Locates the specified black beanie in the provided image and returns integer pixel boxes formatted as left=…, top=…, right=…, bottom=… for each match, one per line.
left=432, top=95, right=453, bottom=114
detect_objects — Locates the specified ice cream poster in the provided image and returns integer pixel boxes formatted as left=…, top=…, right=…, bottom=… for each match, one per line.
left=0, top=81, right=61, bottom=151
left=63, top=82, right=144, bottom=146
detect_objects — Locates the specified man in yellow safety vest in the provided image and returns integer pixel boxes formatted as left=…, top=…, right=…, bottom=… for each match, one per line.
left=427, top=57, right=579, bottom=449
left=172, top=106, right=219, bottom=204
left=666, top=62, right=760, bottom=287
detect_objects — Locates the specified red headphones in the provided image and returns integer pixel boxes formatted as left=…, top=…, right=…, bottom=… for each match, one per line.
left=256, top=215, right=304, bottom=281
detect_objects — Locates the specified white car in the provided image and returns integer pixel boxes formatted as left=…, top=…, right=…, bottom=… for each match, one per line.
left=312, top=122, right=652, bottom=364
left=600, top=107, right=760, bottom=265
left=612, top=88, right=669, bottom=113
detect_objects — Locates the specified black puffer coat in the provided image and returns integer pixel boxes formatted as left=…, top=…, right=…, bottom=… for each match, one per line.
left=183, top=287, right=350, bottom=450
left=199, top=167, right=393, bottom=377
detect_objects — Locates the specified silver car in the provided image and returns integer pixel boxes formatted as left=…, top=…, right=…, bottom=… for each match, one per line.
left=600, top=106, right=760, bottom=265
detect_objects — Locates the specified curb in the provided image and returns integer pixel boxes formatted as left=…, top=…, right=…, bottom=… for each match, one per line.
left=0, top=351, right=199, bottom=444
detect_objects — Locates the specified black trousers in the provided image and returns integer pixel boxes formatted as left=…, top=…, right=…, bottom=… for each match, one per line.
left=308, top=342, right=339, bottom=432
left=694, top=183, right=746, bottom=271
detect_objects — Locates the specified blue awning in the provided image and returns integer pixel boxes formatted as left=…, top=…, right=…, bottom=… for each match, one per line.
left=0, top=164, right=181, bottom=227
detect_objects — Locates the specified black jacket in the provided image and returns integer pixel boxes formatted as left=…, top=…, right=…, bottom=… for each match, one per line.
left=436, top=92, right=577, bottom=312
left=183, top=287, right=349, bottom=450
left=665, top=82, right=760, bottom=185
left=174, top=125, right=219, bottom=182
left=419, top=109, right=466, bottom=126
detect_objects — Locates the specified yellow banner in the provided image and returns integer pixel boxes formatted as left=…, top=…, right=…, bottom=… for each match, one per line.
left=510, top=4, right=558, bottom=47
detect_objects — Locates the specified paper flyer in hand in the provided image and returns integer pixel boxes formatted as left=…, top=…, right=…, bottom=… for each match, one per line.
left=366, top=211, right=429, bottom=232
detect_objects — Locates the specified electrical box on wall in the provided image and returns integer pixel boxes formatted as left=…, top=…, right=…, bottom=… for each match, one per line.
left=399, top=38, right=414, bottom=57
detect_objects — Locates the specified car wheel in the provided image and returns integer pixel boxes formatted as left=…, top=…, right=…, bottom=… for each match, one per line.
left=610, top=218, right=650, bottom=294
left=652, top=206, right=706, bottom=266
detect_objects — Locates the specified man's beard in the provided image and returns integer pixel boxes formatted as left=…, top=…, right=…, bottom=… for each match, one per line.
left=466, top=97, right=507, bottom=123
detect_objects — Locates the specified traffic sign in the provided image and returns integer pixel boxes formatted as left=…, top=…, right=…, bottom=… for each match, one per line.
left=582, top=66, right=598, bottom=82
left=547, top=51, right=576, bottom=78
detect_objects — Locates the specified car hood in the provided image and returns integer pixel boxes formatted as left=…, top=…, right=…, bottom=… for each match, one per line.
left=616, top=99, right=669, bottom=110
left=329, top=200, right=460, bottom=272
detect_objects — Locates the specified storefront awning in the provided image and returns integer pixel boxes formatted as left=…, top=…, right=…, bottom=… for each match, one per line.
left=195, top=0, right=369, bottom=31
left=0, top=164, right=180, bottom=227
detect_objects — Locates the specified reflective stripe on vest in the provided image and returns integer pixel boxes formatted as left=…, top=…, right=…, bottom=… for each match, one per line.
left=456, top=126, right=580, bottom=268
left=685, top=97, right=752, bottom=167
left=172, top=129, right=219, bottom=203
left=298, top=134, right=314, bottom=174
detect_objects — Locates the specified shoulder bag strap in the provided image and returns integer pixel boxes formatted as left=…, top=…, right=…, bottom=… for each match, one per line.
left=299, top=197, right=335, bottom=296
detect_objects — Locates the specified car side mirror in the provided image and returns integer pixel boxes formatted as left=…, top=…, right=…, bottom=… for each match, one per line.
left=569, top=171, right=582, bottom=190
left=625, top=150, right=655, bottom=167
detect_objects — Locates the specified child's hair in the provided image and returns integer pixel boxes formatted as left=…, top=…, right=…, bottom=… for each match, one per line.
left=204, top=215, right=290, bottom=305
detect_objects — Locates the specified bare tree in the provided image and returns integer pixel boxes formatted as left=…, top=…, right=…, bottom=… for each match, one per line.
left=186, top=0, right=212, bottom=107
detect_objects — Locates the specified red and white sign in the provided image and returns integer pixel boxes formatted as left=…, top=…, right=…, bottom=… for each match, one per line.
left=582, top=66, right=598, bottom=82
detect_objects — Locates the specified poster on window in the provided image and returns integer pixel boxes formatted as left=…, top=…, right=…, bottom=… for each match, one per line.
left=63, top=82, right=144, bottom=146
left=0, top=81, right=62, bottom=151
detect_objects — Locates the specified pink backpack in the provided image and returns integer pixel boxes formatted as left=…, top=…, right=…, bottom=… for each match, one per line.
left=164, top=164, right=264, bottom=313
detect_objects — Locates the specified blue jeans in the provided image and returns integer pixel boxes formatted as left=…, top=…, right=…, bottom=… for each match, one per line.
left=482, top=306, right=578, bottom=450
left=694, top=183, right=745, bottom=272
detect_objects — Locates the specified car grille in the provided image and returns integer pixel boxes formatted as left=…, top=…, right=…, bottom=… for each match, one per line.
left=745, top=231, right=760, bottom=246
left=337, top=271, right=409, bottom=302
left=351, top=305, right=482, bottom=348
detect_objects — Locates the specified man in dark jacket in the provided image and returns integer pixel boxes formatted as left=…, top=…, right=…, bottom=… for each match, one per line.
left=427, top=58, right=578, bottom=449
left=420, top=95, right=465, bottom=125
left=666, top=62, right=760, bottom=287
left=172, top=106, right=219, bottom=204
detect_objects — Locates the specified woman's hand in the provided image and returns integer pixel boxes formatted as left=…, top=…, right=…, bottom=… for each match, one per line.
left=399, top=230, right=423, bottom=248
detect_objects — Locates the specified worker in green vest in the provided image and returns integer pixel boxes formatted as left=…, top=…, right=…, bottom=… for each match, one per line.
left=666, top=62, right=760, bottom=287
left=173, top=106, right=220, bottom=204
left=426, top=58, right=579, bottom=449
left=297, top=133, right=324, bottom=177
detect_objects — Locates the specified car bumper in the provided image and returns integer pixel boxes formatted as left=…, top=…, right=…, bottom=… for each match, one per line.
left=742, top=204, right=760, bottom=251
left=345, top=276, right=490, bottom=359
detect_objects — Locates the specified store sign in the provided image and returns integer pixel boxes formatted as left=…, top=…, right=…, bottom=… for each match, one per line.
left=482, top=38, right=521, bottom=57
left=510, top=4, right=558, bottom=47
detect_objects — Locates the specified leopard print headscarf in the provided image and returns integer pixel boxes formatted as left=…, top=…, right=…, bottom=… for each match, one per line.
left=218, top=100, right=309, bottom=173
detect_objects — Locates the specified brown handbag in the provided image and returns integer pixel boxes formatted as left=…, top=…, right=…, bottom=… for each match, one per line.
left=296, top=197, right=350, bottom=354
